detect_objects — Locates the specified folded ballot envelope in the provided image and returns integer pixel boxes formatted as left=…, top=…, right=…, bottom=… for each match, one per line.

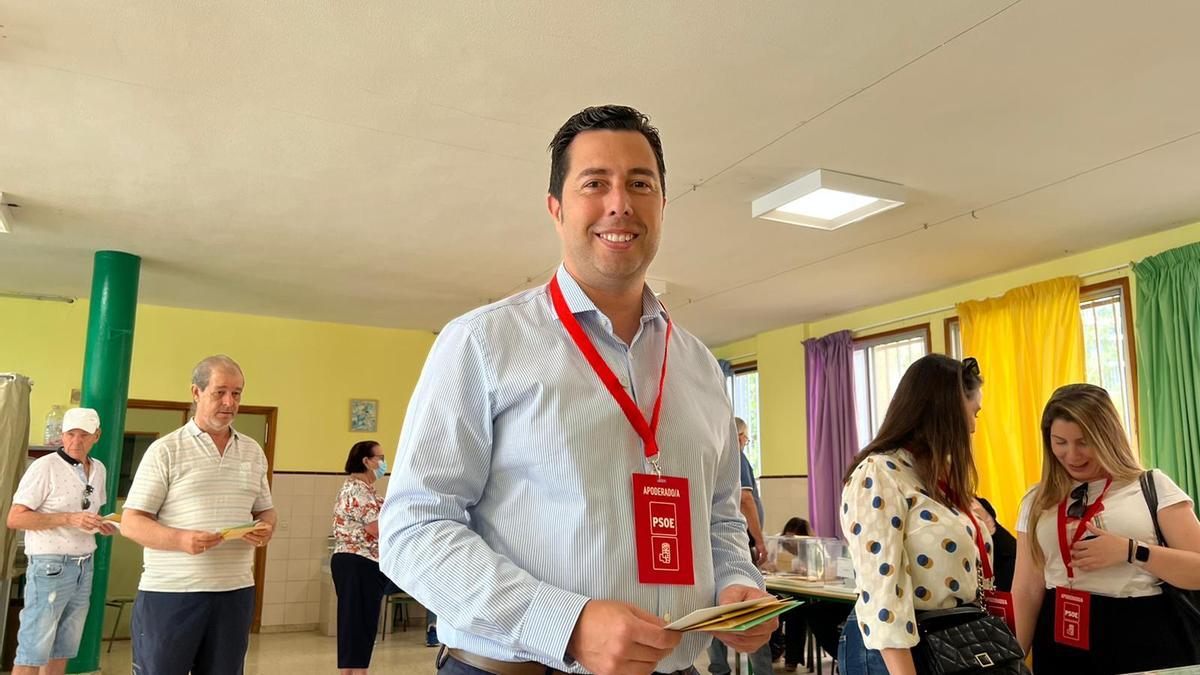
left=219, top=520, right=269, bottom=541
left=664, top=596, right=801, bottom=633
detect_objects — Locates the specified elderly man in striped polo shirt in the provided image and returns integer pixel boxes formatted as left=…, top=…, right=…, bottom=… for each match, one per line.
left=122, top=354, right=277, bottom=675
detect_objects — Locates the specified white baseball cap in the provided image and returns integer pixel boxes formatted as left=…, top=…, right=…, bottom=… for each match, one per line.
left=62, top=407, right=101, bottom=434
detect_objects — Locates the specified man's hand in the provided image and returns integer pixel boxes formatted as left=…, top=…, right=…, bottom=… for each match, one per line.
left=752, top=546, right=768, bottom=567
left=97, top=521, right=119, bottom=536
left=243, top=521, right=275, bottom=548
left=62, top=512, right=105, bottom=531
left=176, top=530, right=225, bottom=556
left=566, top=599, right=682, bottom=675
left=706, top=584, right=778, bottom=653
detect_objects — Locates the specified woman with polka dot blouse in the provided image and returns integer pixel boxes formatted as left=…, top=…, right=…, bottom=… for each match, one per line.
left=838, top=354, right=992, bottom=675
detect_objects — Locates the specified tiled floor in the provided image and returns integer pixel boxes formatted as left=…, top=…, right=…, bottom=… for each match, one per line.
left=95, top=630, right=835, bottom=674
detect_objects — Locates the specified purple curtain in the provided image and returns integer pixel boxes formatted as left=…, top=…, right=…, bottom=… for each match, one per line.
left=804, top=330, right=859, bottom=538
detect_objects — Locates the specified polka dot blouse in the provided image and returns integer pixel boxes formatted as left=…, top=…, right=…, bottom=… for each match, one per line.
left=840, top=450, right=993, bottom=650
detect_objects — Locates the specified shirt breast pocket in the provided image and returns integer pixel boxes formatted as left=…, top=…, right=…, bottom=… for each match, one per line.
left=235, top=461, right=261, bottom=496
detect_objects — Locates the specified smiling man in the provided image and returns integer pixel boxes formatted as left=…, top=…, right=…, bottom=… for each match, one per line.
left=121, top=354, right=276, bottom=675
left=381, top=105, right=774, bottom=675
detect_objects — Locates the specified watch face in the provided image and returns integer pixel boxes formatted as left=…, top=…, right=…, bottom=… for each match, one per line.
left=1135, top=544, right=1151, bottom=563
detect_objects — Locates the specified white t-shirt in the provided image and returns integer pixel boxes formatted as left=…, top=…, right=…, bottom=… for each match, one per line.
left=1016, top=470, right=1192, bottom=597
left=12, top=451, right=107, bottom=556
left=123, top=420, right=273, bottom=592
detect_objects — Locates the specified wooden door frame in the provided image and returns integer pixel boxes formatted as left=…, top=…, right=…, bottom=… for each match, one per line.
left=126, top=399, right=278, bottom=632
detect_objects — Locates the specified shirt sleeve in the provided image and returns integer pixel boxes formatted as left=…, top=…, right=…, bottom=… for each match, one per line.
left=378, top=319, right=589, bottom=664
left=1015, top=486, right=1039, bottom=534
left=841, top=455, right=917, bottom=650
left=95, top=461, right=108, bottom=511
left=739, top=453, right=754, bottom=490
left=11, top=461, right=50, bottom=511
left=337, top=482, right=378, bottom=525
left=123, top=442, right=170, bottom=515
left=252, top=446, right=273, bottom=513
left=711, top=416, right=765, bottom=595
left=1152, top=470, right=1193, bottom=512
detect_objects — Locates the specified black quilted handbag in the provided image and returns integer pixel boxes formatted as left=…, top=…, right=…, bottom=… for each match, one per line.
left=912, top=606, right=1030, bottom=674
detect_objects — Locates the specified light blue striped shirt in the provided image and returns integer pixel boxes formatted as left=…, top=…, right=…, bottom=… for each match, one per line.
left=380, top=265, right=761, bottom=672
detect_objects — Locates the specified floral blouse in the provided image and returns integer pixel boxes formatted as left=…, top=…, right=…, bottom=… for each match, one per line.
left=840, top=449, right=993, bottom=650
left=332, top=476, right=383, bottom=562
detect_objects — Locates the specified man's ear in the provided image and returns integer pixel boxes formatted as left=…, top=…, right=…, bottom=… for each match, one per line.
left=547, top=193, right=562, bottom=224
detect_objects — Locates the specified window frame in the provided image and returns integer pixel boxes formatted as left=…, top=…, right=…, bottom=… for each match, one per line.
left=1079, top=277, right=1140, bottom=434
left=942, top=276, right=1138, bottom=433
left=727, top=360, right=764, bottom=477
left=852, top=323, right=932, bottom=447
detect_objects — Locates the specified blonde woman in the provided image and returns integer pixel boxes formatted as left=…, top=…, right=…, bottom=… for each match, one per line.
left=1012, top=384, right=1200, bottom=673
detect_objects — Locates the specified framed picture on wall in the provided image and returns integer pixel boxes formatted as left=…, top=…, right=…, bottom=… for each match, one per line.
left=349, top=399, right=378, bottom=432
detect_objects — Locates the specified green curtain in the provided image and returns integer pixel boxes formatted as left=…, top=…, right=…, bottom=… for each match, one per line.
left=1135, top=240, right=1200, bottom=506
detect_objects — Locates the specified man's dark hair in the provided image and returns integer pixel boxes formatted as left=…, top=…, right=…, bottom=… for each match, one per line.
left=547, top=105, right=666, bottom=202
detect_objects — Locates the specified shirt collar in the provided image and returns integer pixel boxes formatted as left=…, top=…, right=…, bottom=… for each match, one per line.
left=550, top=264, right=668, bottom=325
left=186, top=418, right=240, bottom=441
left=56, top=448, right=81, bottom=466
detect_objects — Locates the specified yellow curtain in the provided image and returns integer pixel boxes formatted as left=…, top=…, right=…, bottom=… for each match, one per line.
left=958, top=277, right=1085, bottom=529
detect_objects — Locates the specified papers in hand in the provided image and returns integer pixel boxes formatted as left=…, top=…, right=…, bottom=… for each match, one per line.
left=664, top=596, right=801, bottom=632
left=87, top=513, right=122, bottom=534
left=219, top=520, right=268, bottom=541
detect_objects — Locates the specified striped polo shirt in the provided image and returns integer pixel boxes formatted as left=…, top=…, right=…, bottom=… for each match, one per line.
left=124, top=419, right=273, bottom=592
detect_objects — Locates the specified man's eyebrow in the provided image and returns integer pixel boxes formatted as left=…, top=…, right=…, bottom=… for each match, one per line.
left=575, top=167, right=611, bottom=178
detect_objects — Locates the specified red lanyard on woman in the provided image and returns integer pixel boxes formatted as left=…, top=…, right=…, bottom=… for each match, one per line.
left=1057, top=479, right=1112, bottom=579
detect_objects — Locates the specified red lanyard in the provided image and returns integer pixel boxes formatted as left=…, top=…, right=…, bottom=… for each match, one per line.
left=964, top=510, right=993, bottom=581
left=937, top=479, right=994, bottom=582
left=548, top=275, right=672, bottom=462
left=1057, top=479, right=1112, bottom=579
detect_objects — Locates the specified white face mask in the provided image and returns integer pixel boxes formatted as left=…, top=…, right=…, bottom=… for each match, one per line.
left=374, top=459, right=388, bottom=479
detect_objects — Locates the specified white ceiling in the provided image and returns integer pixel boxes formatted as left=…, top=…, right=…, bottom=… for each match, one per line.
left=2, top=1, right=1199, bottom=346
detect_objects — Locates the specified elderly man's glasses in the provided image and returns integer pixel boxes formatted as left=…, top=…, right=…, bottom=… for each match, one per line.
left=82, top=484, right=94, bottom=511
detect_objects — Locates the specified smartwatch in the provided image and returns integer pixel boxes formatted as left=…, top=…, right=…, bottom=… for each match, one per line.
left=1134, top=541, right=1151, bottom=565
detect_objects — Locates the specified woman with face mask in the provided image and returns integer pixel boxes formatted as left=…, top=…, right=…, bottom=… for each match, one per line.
left=331, top=441, right=390, bottom=674
left=1012, top=384, right=1200, bottom=673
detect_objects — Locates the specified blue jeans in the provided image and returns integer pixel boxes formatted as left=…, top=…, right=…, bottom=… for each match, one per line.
left=706, top=637, right=774, bottom=675
left=836, top=613, right=889, bottom=675
left=15, top=554, right=94, bottom=667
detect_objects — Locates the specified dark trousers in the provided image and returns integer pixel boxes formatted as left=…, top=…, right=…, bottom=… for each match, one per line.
left=331, top=552, right=389, bottom=669
left=781, top=606, right=807, bottom=665
left=1032, top=590, right=1200, bottom=674
left=131, top=587, right=256, bottom=675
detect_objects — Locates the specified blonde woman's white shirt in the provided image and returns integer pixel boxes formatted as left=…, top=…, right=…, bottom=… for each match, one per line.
left=1016, top=470, right=1191, bottom=598
left=841, top=449, right=993, bottom=650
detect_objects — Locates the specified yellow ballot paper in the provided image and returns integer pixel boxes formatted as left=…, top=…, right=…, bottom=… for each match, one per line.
left=664, top=596, right=799, bottom=632
left=219, top=520, right=268, bottom=541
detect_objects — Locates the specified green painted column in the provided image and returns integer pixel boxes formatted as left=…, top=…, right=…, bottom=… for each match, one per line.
left=69, top=251, right=140, bottom=674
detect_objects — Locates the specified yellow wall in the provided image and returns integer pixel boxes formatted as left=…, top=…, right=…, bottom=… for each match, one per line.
left=1, top=299, right=436, bottom=471
left=715, top=219, right=1200, bottom=477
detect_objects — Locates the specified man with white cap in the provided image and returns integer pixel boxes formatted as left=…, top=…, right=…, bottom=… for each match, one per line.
left=6, top=407, right=116, bottom=675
